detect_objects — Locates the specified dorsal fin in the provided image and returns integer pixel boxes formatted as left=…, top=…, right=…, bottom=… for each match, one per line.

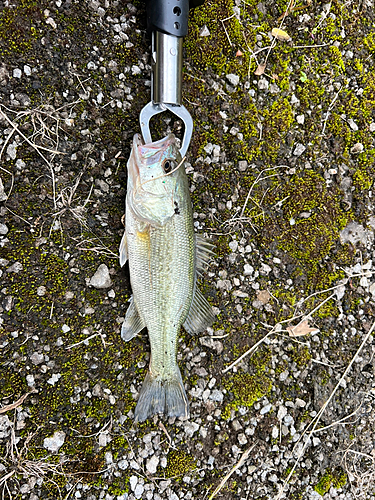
left=183, top=287, right=215, bottom=334
left=195, top=234, right=215, bottom=274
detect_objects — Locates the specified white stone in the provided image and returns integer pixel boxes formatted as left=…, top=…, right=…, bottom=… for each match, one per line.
left=243, top=264, right=253, bottom=276
left=229, top=240, right=238, bottom=252
left=350, top=142, right=363, bottom=154
left=260, top=404, right=272, bottom=415
left=277, top=405, right=287, bottom=421
left=118, top=459, right=129, bottom=470
left=238, top=433, right=248, bottom=445
left=7, top=261, right=23, bottom=273
left=26, top=374, right=35, bottom=387
left=24, top=65, right=31, bottom=76
left=293, top=143, right=306, bottom=156
left=199, top=25, right=210, bottom=37
left=184, top=421, right=199, bottom=437
left=129, top=475, right=138, bottom=492
left=62, top=324, right=71, bottom=333
left=6, top=142, right=17, bottom=160
left=90, top=264, right=112, bottom=289
left=296, top=114, right=305, bottom=124
left=46, top=17, right=57, bottom=29
left=271, top=425, right=279, bottom=439
left=0, top=223, right=8, bottom=235
left=226, top=73, right=239, bottom=86
left=47, top=373, right=61, bottom=385
left=30, top=352, right=44, bottom=365
left=37, top=286, right=46, bottom=296
left=209, top=389, right=223, bottom=402
left=370, top=122, right=375, bottom=132
left=146, top=454, right=159, bottom=474
left=131, top=65, right=141, bottom=75
left=13, top=68, right=22, bottom=78
left=134, top=484, right=144, bottom=499
left=43, top=431, right=66, bottom=453
left=348, top=118, right=358, bottom=131
left=15, top=159, right=25, bottom=169
left=0, top=178, right=7, bottom=201
left=258, top=78, right=269, bottom=90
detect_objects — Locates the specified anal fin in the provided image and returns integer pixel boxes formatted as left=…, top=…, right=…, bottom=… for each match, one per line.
left=121, top=296, right=145, bottom=341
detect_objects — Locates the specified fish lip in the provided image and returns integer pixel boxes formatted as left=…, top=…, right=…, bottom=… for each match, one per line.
left=138, top=134, right=176, bottom=158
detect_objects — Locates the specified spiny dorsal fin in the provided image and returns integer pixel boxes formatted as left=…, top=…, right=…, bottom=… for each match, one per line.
left=121, top=296, right=146, bottom=341
left=183, top=287, right=215, bottom=334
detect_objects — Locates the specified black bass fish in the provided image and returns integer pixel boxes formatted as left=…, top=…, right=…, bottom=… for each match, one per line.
left=119, top=134, right=214, bottom=422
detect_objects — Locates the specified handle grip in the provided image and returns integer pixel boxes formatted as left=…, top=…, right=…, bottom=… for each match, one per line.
left=145, top=0, right=204, bottom=37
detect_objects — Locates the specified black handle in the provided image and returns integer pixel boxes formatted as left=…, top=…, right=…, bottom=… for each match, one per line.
left=145, top=0, right=204, bottom=37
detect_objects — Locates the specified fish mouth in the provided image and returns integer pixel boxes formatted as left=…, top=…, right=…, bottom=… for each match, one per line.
left=137, top=134, right=176, bottom=161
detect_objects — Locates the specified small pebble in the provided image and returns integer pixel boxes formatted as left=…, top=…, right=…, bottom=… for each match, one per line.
left=146, top=455, right=159, bottom=474
left=293, top=143, right=306, bottom=156
left=348, top=118, right=358, bottom=131
left=43, top=431, right=65, bottom=453
left=226, top=73, right=239, bottom=87
left=199, top=25, right=210, bottom=37
left=90, top=264, right=112, bottom=289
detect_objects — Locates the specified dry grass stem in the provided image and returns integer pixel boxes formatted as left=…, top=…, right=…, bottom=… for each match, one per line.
left=208, top=444, right=256, bottom=500
left=0, top=389, right=37, bottom=415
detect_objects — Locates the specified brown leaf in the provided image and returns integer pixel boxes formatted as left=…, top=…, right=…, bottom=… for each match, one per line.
left=255, top=63, right=266, bottom=76
left=271, top=27, right=292, bottom=42
left=287, top=319, right=319, bottom=337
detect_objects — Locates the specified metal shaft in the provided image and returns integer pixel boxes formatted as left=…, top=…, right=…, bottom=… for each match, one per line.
left=152, top=31, right=183, bottom=106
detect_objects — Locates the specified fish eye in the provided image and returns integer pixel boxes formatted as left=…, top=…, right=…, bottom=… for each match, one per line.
left=163, top=159, right=176, bottom=173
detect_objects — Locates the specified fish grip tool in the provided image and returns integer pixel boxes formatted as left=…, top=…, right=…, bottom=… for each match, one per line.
left=140, top=0, right=204, bottom=157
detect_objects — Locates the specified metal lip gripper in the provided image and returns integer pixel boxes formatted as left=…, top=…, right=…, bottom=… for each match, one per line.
left=140, top=0, right=201, bottom=158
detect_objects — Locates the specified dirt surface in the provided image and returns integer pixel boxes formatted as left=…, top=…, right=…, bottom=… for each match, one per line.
left=1, top=1, right=375, bottom=499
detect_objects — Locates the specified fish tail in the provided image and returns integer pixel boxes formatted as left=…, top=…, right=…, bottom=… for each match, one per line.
left=134, top=369, right=189, bottom=422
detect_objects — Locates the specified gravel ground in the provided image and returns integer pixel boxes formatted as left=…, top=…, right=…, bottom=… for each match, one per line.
left=1, top=1, right=375, bottom=499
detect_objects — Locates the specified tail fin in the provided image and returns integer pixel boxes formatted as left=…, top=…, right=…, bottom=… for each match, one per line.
left=134, top=369, right=189, bottom=422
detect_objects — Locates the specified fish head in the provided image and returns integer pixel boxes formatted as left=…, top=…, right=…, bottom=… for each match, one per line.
left=127, top=134, right=184, bottom=227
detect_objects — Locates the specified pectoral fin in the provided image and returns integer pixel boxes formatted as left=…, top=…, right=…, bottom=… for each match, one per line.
left=119, top=231, right=128, bottom=267
left=195, top=234, right=215, bottom=275
left=121, top=297, right=146, bottom=341
left=183, top=287, right=215, bottom=334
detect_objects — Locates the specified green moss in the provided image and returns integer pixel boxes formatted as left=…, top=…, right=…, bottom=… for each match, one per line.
left=185, top=0, right=257, bottom=79
left=260, top=98, right=294, bottom=162
left=222, top=349, right=272, bottom=418
left=315, top=468, right=347, bottom=495
left=353, top=167, right=373, bottom=191
left=260, top=171, right=351, bottom=289
left=0, top=1, right=42, bottom=56
left=0, top=370, right=27, bottom=399
left=288, top=344, right=311, bottom=368
left=164, top=449, right=197, bottom=479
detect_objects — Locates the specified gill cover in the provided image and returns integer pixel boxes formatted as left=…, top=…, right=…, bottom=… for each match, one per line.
left=127, top=134, right=182, bottom=227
